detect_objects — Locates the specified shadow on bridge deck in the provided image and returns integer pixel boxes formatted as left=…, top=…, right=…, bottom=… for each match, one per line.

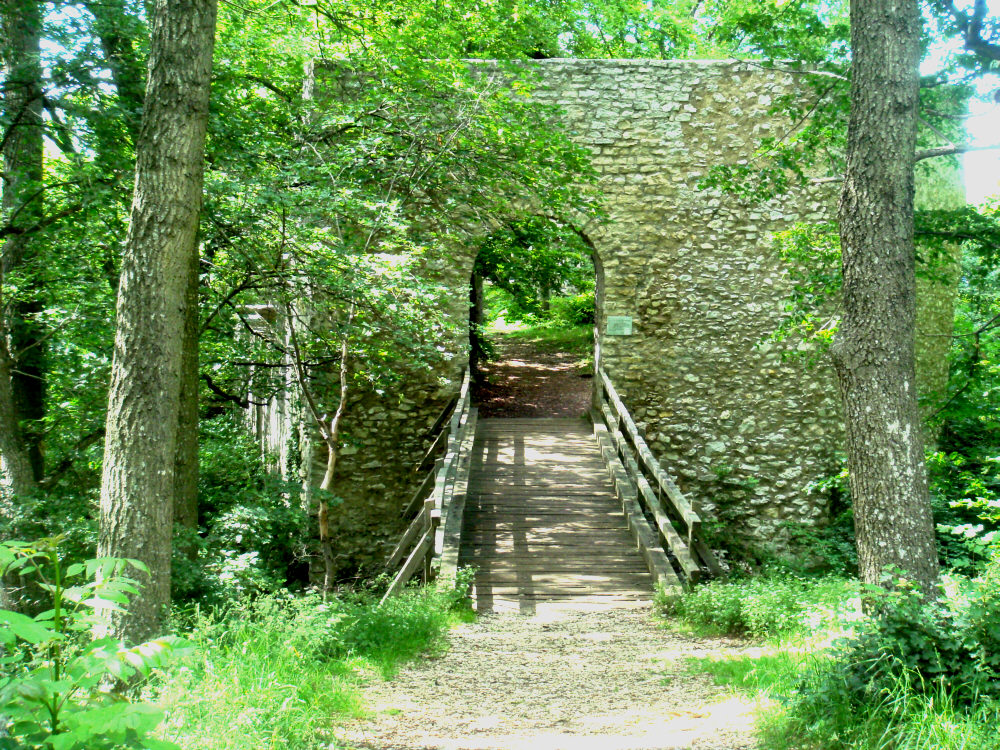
left=459, top=417, right=654, bottom=615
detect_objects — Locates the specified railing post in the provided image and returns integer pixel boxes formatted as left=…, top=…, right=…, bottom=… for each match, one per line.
left=423, top=496, right=436, bottom=583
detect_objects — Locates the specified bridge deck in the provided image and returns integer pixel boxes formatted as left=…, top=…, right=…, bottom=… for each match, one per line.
left=459, top=417, right=655, bottom=613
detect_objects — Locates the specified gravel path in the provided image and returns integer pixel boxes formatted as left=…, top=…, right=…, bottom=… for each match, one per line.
left=339, top=607, right=760, bottom=750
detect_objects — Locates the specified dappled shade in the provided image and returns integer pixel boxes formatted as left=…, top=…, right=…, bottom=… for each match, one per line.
left=460, top=418, right=653, bottom=615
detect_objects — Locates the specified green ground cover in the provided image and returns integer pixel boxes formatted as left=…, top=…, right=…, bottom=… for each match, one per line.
left=661, top=565, right=1000, bottom=750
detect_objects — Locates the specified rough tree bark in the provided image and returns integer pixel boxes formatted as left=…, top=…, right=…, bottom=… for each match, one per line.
left=1, top=0, right=45, bottom=496
left=84, top=0, right=201, bottom=543
left=833, top=0, right=940, bottom=594
left=98, top=0, right=216, bottom=643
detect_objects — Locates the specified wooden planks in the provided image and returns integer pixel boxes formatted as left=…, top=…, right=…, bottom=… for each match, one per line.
left=460, top=417, right=657, bottom=612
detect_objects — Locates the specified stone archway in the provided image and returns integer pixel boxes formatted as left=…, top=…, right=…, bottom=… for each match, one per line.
left=254, top=59, right=961, bottom=573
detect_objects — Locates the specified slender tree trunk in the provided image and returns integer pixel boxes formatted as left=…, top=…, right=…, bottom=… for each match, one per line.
left=286, top=301, right=353, bottom=593
left=1, top=0, right=45, bottom=491
left=98, top=0, right=216, bottom=643
left=469, top=272, right=485, bottom=379
left=0, top=345, right=34, bottom=511
left=833, top=0, right=940, bottom=594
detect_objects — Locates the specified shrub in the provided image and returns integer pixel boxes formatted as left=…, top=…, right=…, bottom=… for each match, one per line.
left=172, top=417, right=310, bottom=604
left=657, top=573, right=855, bottom=640
left=0, top=538, right=188, bottom=750
left=820, top=568, right=1000, bottom=707
left=776, top=554, right=1000, bottom=750
left=551, top=291, right=595, bottom=326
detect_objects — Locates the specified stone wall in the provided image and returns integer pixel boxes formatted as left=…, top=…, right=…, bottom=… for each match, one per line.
left=257, top=59, right=961, bottom=573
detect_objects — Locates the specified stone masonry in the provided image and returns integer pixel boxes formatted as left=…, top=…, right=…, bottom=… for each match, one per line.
left=252, top=59, right=961, bottom=574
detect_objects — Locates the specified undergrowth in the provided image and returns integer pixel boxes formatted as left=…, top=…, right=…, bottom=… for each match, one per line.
left=154, top=582, right=471, bottom=750
left=663, top=563, right=1000, bottom=750
left=490, top=321, right=593, bottom=359
left=655, top=573, right=860, bottom=640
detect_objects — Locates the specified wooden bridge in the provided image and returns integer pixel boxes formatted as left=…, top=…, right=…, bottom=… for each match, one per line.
left=383, top=369, right=723, bottom=611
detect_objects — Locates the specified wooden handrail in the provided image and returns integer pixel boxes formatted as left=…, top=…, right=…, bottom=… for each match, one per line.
left=382, top=368, right=476, bottom=603
left=595, top=367, right=725, bottom=583
left=600, top=369, right=700, bottom=530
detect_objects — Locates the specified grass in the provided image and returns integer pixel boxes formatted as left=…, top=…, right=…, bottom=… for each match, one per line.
left=759, top=672, right=1000, bottom=750
left=489, top=318, right=592, bottom=355
left=686, top=646, right=813, bottom=697
left=662, top=572, right=1000, bottom=750
left=655, top=573, right=862, bottom=640
left=152, top=583, right=470, bottom=750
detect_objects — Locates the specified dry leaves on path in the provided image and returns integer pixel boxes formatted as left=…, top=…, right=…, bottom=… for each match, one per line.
left=338, top=607, right=761, bottom=750
left=474, top=339, right=592, bottom=419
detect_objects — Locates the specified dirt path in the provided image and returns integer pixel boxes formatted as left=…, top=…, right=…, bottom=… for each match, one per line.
left=473, top=338, right=592, bottom=419
left=342, top=337, right=759, bottom=749
left=339, top=607, right=760, bottom=750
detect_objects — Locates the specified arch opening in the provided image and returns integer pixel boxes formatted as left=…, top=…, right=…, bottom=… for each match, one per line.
left=466, top=218, right=601, bottom=418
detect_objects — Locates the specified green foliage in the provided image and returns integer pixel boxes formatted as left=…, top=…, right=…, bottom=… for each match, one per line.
left=928, top=450, right=1000, bottom=573
left=172, top=417, right=309, bottom=604
left=197, top=1, right=602, bottom=450
left=828, top=583, right=998, bottom=704
left=670, top=570, right=1000, bottom=750
left=771, top=557, right=1000, bottom=748
left=475, top=219, right=594, bottom=322
left=550, top=291, right=596, bottom=327
left=656, top=573, right=857, bottom=640
left=0, top=539, right=188, bottom=750
left=777, top=510, right=859, bottom=577
left=768, top=222, right=842, bottom=354
left=156, top=580, right=471, bottom=749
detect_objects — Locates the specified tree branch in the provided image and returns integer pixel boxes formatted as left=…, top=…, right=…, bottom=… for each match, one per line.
left=201, top=372, right=251, bottom=408
left=38, top=428, right=106, bottom=489
left=940, top=0, right=1000, bottom=61
left=915, top=141, right=1000, bottom=161
left=245, top=74, right=295, bottom=102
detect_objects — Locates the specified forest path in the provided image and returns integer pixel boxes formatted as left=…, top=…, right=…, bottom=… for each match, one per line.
left=473, top=335, right=591, bottom=419
left=339, top=607, right=760, bottom=750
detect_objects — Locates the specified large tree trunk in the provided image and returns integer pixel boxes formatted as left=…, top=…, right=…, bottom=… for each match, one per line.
left=834, top=0, right=940, bottom=594
left=85, top=0, right=202, bottom=548
left=98, top=0, right=216, bottom=643
left=1, top=0, right=45, bottom=495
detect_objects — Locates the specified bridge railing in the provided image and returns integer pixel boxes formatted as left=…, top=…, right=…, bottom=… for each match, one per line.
left=593, top=367, right=725, bottom=589
left=381, top=369, right=477, bottom=603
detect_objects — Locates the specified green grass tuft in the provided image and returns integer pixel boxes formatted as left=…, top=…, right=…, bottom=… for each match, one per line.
left=154, top=583, right=470, bottom=749
left=656, top=574, right=860, bottom=640
left=490, top=321, right=593, bottom=358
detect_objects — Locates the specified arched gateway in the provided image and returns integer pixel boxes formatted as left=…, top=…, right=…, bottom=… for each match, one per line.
left=250, top=59, right=960, bottom=577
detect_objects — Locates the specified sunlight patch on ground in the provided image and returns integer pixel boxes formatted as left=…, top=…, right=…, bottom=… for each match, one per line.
left=373, top=693, right=759, bottom=750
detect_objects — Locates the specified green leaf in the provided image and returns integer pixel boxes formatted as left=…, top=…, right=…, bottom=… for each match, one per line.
left=0, top=610, right=60, bottom=644
left=142, top=740, right=183, bottom=750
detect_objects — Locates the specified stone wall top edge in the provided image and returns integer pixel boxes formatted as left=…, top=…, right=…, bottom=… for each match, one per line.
left=464, top=57, right=765, bottom=70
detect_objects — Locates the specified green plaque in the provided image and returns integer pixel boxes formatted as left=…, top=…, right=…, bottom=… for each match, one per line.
left=606, top=315, right=633, bottom=336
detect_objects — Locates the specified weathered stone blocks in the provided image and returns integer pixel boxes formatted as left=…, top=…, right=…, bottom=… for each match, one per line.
left=255, top=59, right=960, bottom=573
